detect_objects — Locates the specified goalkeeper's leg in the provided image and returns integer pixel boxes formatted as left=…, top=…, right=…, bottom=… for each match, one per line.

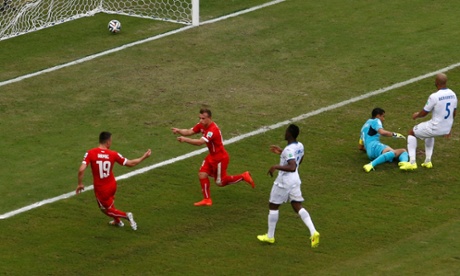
left=398, top=151, right=409, bottom=162
left=371, top=151, right=395, bottom=168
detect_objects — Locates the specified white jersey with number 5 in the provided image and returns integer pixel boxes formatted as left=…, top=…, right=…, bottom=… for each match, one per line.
left=274, top=142, right=304, bottom=188
left=424, top=88, right=457, bottom=135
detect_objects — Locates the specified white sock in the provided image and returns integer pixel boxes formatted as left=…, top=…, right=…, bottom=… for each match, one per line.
left=267, top=210, right=279, bottom=238
left=424, top=137, right=434, bottom=163
left=298, top=208, right=316, bottom=236
left=407, top=135, right=417, bottom=164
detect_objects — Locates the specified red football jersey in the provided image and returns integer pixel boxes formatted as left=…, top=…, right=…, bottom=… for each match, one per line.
left=192, top=121, right=227, bottom=158
left=82, top=148, right=127, bottom=189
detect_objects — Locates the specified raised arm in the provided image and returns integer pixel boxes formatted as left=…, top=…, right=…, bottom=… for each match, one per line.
left=125, top=149, right=152, bottom=167
left=269, top=145, right=283, bottom=155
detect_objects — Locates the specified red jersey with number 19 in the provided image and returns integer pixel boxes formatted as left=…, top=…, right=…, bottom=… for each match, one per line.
left=192, top=121, right=228, bottom=160
left=82, top=148, right=127, bottom=190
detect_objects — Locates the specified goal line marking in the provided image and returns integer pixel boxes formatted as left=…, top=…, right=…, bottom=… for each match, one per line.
left=1, top=62, right=459, bottom=219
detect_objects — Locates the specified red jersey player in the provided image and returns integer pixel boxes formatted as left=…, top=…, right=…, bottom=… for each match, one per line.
left=76, top=131, right=151, bottom=230
left=172, top=108, right=255, bottom=206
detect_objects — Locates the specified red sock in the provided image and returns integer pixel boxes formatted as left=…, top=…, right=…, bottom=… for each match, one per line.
left=199, top=178, right=211, bottom=199
left=221, top=174, right=244, bottom=186
left=104, top=207, right=127, bottom=220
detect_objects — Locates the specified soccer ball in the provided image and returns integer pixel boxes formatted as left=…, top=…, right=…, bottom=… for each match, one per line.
left=108, top=20, right=121, bottom=33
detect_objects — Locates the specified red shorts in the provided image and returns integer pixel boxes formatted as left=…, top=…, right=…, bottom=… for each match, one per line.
left=94, top=184, right=117, bottom=210
left=199, top=153, right=229, bottom=184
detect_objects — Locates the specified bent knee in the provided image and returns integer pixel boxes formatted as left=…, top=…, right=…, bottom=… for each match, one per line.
left=393, top=148, right=407, bottom=156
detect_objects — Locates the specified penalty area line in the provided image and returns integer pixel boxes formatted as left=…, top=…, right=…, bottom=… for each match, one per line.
left=1, top=62, right=460, bottom=219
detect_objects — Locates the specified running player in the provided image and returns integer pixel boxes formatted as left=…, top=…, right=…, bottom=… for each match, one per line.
left=171, top=108, right=255, bottom=206
left=76, top=131, right=151, bottom=230
left=257, top=124, right=320, bottom=248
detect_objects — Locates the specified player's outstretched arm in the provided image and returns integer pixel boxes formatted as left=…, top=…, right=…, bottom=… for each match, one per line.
left=125, top=149, right=152, bottom=167
left=377, top=128, right=405, bottom=139
left=177, top=136, right=206, bottom=146
left=392, top=132, right=406, bottom=139
left=171, top=128, right=195, bottom=136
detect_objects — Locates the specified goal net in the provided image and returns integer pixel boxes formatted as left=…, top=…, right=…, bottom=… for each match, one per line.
left=0, top=0, right=199, bottom=41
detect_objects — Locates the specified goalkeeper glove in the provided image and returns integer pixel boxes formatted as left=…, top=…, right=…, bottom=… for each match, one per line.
left=392, top=132, right=406, bottom=139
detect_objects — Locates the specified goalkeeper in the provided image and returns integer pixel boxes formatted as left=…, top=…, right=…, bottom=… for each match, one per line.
left=359, top=107, right=410, bottom=172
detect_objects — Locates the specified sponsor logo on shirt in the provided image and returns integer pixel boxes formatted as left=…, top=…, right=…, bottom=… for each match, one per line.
left=207, top=132, right=213, bottom=139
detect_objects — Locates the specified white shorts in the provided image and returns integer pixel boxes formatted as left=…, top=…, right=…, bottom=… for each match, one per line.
left=413, top=121, right=448, bottom=139
left=269, top=183, right=304, bottom=204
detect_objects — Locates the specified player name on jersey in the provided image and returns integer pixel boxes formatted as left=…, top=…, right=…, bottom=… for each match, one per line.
left=98, top=153, right=110, bottom=159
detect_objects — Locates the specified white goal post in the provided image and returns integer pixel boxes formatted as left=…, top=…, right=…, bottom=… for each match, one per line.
left=0, top=0, right=200, bottom=41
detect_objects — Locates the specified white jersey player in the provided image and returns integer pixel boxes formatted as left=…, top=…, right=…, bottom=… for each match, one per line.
left=257, top=124, right=320, bottom=248
left=273, top=140, right=303, bottom=189
left=400, top=73, right=457, bottom=170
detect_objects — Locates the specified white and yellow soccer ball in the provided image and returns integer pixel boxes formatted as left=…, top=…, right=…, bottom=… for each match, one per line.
left=108, top=20, right=121, bottom=33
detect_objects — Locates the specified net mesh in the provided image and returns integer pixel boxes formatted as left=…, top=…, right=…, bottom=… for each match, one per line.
left=0, top=0, right=193, bottom=41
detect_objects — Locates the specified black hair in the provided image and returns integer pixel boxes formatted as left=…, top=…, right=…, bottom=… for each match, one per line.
left=371, top=108, right=385, bottom=118
left=287, top=124, right=300, bottom=139
left=99, top=131, right=112, bottom=144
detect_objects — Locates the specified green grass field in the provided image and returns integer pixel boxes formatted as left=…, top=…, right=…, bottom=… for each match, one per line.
left=1, top=0, right=460, bottom=274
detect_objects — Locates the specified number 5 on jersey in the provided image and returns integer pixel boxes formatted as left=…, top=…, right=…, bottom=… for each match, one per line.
left=445, top=102, right=452, bottom=119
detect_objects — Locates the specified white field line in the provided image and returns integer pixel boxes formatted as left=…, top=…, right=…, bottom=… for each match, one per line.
left=200, top=0, right=286, bottom=25
left=2, top=63, right=459, bottom=220
left=0, top=0, right=286, bottom=88
left=0, top=0, right=286, bottom=219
